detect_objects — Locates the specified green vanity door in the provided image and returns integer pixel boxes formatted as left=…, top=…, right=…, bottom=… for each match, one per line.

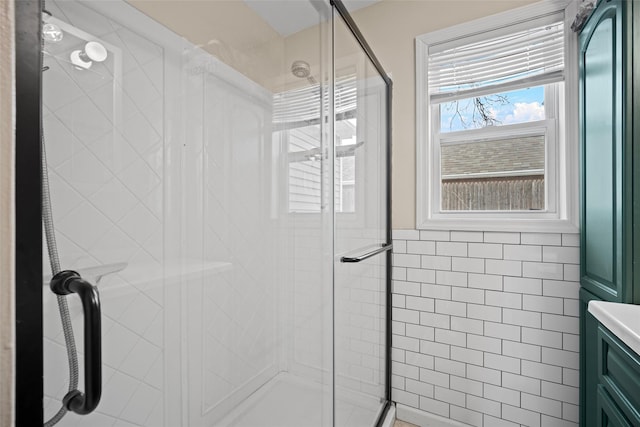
left=580, top=0, right=630, bottom=303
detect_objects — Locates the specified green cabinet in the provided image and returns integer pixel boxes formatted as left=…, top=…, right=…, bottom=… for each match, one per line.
left=597, top=385, right=632, bottom=427
left=579, top=0, right=634, bottom=303
left=579, top=0, right=640, bottom=425
left=581, top=289, right=602, bottom=426
left=594, top=323, right=640, bottom=426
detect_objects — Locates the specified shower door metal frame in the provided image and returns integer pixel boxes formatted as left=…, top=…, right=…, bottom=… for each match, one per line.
left=13, top=0, right=393, bottom=425
left=331, top=1, right=394, bottom=425
left=14, top=0, right=44, bottom=425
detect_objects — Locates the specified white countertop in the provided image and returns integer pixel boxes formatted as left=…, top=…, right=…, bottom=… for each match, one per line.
left=589, top=300, right=640, bottom=356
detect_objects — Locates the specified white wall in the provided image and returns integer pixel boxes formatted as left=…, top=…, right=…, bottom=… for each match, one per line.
left=0, top=0, right=15, bottom=425
left=391, top=230, right=580, bottom=427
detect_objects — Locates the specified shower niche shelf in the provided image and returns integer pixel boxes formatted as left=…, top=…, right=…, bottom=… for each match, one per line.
left=43, top=261, right=128, bottom=285
left=43, top=259, right=232, bottom=289
left=125, top=259, right=234, bottom=284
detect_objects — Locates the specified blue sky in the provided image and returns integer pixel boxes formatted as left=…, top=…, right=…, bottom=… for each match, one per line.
left=440, top=86, right=545, bottom=132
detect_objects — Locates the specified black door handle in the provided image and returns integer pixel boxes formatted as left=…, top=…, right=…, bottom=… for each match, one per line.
left=50, top=270, right=102, bottom=415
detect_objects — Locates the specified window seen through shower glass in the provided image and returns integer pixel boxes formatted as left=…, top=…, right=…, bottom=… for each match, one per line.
left=280, top=74, right=358, bottom=213
left=335, top=118, right=357, bottom=213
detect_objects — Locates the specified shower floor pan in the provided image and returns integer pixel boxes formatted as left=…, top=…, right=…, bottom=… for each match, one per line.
left=219, top=373, right=383, bottom=427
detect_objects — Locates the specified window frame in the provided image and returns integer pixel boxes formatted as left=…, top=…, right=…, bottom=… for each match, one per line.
left=433, top=84, right=558, bottom=216
left=416, top=0, right=579, bottom=233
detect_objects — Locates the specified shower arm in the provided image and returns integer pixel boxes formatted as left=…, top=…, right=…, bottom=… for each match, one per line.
left=50, top=270, right=102, bottom=415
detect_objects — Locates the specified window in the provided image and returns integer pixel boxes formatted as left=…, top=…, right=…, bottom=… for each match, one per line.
left=274, top=74, right=359, bottom=213
left=416, top=1, right=578, bottom=232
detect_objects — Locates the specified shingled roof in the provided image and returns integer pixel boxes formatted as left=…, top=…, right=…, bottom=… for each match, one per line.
left=441, top=135, right=545, bottom=179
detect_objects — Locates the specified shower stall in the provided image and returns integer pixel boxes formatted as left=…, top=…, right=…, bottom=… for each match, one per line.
left=14, top=0, right=392, bottom=426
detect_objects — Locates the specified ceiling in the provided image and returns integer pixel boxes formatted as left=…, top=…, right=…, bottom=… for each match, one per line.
left=243, top=0, right=381, bottom=37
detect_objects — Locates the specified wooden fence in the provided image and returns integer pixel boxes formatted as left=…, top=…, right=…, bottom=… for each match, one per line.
left=442, top=176, right=544, bottom=211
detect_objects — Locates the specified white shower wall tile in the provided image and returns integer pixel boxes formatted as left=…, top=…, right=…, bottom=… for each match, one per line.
left=90, top=178, right=139, bottom=222
left=42, top=114, right=77, bottom=168
left=55, top=201, right=113, bottom=251
left=42, top=60, right=85, bottom=111
left=119, top=383, right=162, bottom=425
left=123, top=67, right=161, bottom=110
left=54, top=96, right=114, bottom=144
left=117, top=203, right=160, bottom=245
left=55, top=145, right=114, bottom=196
left=47, top=171, right=85, bottom=218
left=41, top=3, right=389, bottom=427
left=42, top=1, right=168, bottom=425
left=392, top=229, right=580, bottom=427
left=119, top=157, right=161, bottom=199
left=66, top=61, right=113, bottom=94
left=86, top=133, right=139, bottom=175
left=122, top=112, right=160, bottom=155
left=88, top=82, right=137, bottom=122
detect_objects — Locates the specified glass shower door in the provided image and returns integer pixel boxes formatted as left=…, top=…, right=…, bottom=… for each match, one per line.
left=333, top=10, right=390, bottom=427
left=36, top=1, right=389, bottom=426
left=40, top=1, right=334, bottom=426
left=41, top=2, right=170, bottom=425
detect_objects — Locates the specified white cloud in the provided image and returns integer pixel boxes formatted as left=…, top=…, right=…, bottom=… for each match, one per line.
left=503, top=102, right=545, bottom=124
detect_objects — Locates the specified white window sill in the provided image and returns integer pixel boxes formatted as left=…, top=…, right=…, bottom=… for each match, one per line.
left=417, top=217, right=579, bottom=234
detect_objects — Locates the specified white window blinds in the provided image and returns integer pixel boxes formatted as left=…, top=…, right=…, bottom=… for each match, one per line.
left=273, top=75, right=357, bottom=125
left=428, top=13, right=565, bottom=103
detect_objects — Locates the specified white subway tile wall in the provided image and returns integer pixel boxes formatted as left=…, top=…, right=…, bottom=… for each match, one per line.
left=392, top=230, right=579, bottom=427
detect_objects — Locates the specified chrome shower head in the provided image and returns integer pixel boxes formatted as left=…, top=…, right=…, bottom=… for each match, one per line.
left=291, top=60, right=317, bottom=84
left=291, top=60, right=311, bottom=79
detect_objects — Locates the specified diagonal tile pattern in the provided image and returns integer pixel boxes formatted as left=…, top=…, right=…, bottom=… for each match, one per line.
left=42, top=1, right=165, bottom=425
left=43, top=1, right=283, bottom=426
